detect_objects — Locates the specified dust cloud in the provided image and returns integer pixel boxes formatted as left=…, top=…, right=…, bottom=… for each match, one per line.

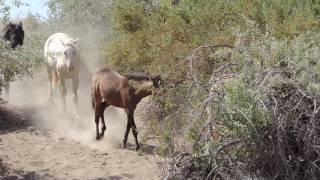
left=2, top=72, right=160, bottom=179
left=6, top=51, right=134, bottom=151
left=3, top=10, right=145, bottom=151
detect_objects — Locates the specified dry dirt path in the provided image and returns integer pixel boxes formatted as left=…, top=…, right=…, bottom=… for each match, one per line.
left=0, top=74, right=161, bottom=180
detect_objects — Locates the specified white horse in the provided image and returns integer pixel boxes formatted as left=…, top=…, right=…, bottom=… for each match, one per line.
left=44, top=33, right=80, bottom=113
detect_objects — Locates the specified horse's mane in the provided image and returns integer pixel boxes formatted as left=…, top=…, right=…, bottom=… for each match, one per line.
left=125, top=71, right=150, bottom=81
left=2, top=24, right=10, bottom=32
left=95, top=68, right=151, bottom=82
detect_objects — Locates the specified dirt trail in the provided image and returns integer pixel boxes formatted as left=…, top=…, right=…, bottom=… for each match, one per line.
left=0, top=71, right=161, bottom=180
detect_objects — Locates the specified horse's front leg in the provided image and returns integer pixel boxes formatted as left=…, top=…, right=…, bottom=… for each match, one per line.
left=47, top=67, right=53, bottom=103
left=59, top=77, right=67, bottom=112
left=72, top=74, right=79, bottom=115
left=131, top=117, right=140, bottom=150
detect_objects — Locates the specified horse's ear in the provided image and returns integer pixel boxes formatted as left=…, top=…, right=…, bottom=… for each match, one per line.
left=71, top=38, right=79, bottom=45
left=156, top=75, right=162, bottom=85
left=151, top=75, right=162, bottom=88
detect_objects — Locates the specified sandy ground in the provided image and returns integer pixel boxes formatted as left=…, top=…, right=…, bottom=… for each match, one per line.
left=0, top=70, right=162, bottom=180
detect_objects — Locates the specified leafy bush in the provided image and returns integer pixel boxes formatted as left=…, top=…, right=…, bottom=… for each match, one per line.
left=0, top=36, right=43, bottom=85
left=0, top=14, right=47, bottom=98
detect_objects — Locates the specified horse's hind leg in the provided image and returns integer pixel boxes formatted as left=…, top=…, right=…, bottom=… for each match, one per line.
left=123, top=109, right=133, bottom=149
left=95, top=113, right=101, bottom=140
left=94, top=96, right=103, bottom=140
left=99, top=101, right=108, bottom=138
left=59, top=76, right=67, bottom=112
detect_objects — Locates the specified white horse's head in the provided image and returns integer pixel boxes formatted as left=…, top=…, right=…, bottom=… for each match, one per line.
left=62, top=39, right=79, bottom=72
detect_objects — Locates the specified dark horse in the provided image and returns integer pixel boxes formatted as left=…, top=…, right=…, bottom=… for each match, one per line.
left=1, top=22, right=24, bottom=100
left=91, top=68, right=162, bottom=150
left=1, top=22, right=24, bottom=49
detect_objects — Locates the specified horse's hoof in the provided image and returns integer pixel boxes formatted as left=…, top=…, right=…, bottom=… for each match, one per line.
left=96, top=136, right=100, bottom=140
left=122, top=143, right=127, bottom=149
left=99, top=133, right=104, bottom=139
left=135, top=145, right=140, bottom=151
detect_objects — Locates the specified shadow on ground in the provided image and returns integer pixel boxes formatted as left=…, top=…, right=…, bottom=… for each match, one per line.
left=1, top=159, right=124, bottom=180
left=0, top=105, right=34, bottom=134
left=124, top=142, right=157, bottom=155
